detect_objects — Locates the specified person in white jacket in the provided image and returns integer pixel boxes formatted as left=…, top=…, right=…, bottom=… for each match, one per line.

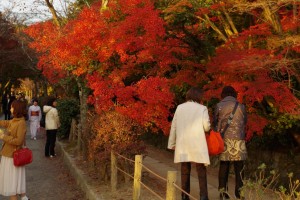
left=168, top=87, right=211, bottom=200
left=43, top=97, right=60, bottom=158
left=28, top=99, right=42, bottom=140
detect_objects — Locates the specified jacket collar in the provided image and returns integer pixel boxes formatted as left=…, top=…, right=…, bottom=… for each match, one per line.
left=221, top=96, right=237, bottom=103
left=11, top=117, right=25, bottom=122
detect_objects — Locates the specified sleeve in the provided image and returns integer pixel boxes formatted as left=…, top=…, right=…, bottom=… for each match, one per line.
left=53, top=109, right=60, bottom=128
left=202, top=107, right=211, bottom=132
left=2, top=122, right=26, bottom=146
left=167, top=109, right=177, bottom=150
left=0, top=120, right=10, bottom=128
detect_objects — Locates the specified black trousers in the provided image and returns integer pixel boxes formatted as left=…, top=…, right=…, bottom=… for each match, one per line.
left=45, top=129, right=57, bottom=157
left=181, top=162, right=208, bottom=199
left=218, top=161, right=244, bottom=198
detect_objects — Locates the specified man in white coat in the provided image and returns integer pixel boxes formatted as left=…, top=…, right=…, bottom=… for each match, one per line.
left=168, top=87, right=211, bottom=200
left=28, top=99, right=42, bottom=140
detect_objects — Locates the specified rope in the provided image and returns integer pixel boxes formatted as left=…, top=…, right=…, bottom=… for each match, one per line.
left=115, top=152, right=135, bottom=163
left=173, top=183, right=197, bottom=200
left=116, top=166, right=134, bottom=179
left=141, top=164, right=167, bottom=182
left=139, top=180, right=164, bottom=200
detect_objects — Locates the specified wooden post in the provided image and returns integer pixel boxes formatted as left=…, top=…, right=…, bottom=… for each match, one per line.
left=111, top=151, right=117, bottom=192
left=166, top=171, right=177, bottom=200
left=133, top=155, right=143, bottom=200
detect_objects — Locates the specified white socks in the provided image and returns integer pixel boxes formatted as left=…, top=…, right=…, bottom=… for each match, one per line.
left=21, top=196, right=30, bottom=200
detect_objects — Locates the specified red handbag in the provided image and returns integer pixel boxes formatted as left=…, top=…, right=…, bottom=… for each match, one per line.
left=13, top=147, right=33, bottom=167
left=206, top=130, right=224, bottom=156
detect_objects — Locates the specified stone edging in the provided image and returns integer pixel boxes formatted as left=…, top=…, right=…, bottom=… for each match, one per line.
left=57, top=141, right=104, bottom=200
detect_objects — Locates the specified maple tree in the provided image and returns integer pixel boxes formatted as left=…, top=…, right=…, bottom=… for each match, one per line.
left=24, top=0, right=300, bottom=148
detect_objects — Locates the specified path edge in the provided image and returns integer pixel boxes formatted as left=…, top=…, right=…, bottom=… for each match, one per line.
left=57, top=141, right=104, bottom=200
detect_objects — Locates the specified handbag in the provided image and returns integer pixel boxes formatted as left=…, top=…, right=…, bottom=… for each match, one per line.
left=13, top=147, right=33, bottom=167
left=206, top=130, right=224, bottom=155
left=206, top=102, right=239, bottom=156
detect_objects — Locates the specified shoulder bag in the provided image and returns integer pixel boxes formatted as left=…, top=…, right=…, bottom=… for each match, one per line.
left=206, top=102, right=239, bottom=156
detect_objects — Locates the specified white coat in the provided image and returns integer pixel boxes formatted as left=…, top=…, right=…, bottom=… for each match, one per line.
left=168, top=101, right=211, bottom=165
left=43, top=105, right=60, bottom=130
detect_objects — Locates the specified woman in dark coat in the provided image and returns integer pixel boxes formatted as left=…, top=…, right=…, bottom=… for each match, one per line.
left=214, top=86, right=247, bottom=200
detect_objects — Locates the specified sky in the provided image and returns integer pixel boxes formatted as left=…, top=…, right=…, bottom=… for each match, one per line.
left=0, top=0, right=74, bottom=24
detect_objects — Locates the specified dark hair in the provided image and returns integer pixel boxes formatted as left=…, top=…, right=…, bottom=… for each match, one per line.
left=11, top=100, right=27, bottom=118
left=186, top=87, right=204, bottom=102
left=32, top=98, right=38, bottom=103
left=221, top=86, right=237, bottom=98
left=46, top=97, right=57, bottom=106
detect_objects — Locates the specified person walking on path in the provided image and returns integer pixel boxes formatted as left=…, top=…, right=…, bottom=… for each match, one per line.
left=28, top=99, right=42, bottom=140
left=168, top=87, right=211, bottom=200
left=0, top=100, right=30, bottom=200
left=213, top=86, right=247, bottom=200
left=43, top=97, right=60, bottom=158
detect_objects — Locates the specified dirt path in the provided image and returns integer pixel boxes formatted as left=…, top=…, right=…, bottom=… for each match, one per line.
left=0, top=122, right=85, bottom=200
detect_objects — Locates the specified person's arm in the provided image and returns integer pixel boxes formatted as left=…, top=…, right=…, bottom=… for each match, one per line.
left=0, top=120, right=10, bottom=128
left=202, top=107, right=211, bottom=132
left=53, top=109, right=60, bottom=128
left=0, top=122, right=26, bottom=146
left=167, top=110, right=177, bottom=150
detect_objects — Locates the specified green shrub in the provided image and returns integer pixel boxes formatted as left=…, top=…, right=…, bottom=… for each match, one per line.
left=56, top=98, right=80, bottom=139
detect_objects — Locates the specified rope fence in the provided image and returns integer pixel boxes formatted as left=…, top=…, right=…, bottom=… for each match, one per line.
left=69, top=118, right=198, bottom=199
left=111, top=151, right=198, bottom=200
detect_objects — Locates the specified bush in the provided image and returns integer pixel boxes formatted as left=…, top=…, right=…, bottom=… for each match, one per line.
left=56, top=98, right=80, bottom=139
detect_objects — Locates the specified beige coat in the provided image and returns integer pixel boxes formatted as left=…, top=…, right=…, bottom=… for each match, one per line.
left=168, top=101, right=211, bottom=165
left=43, top=105, right=60, bottom=130
left=0, top=117, right=26, bottom=157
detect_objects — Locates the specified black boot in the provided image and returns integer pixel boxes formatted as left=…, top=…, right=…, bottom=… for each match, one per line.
left=182, top=194, right=190, bottom=200
left=200, top=195, right=209, bottom=200
left=219, top=192, right=230, bottom=200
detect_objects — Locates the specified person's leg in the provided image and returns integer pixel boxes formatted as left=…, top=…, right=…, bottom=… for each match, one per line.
left=219, top=161, right=230, bottom=199
left=30, top=122, right=35, bottom=139
left=181, top=162, right=191, bottom=200
left=45, top=130, right=51, bottom=157
left=49, top=130, right=57, bottom=156
left=233, top=161, right=244, bottom=199
left=196, top=163, right=208, bottom=200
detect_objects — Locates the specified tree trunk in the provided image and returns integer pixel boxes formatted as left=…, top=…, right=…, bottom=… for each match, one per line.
left=262, top=2, right=282, bottom=34
left=77, top=80, right=88, bottom=159
left=44, top=0, right=61, bottom=26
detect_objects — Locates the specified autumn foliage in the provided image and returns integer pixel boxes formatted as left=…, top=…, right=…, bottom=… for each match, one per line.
left=24, top=0, right=300, bottom=144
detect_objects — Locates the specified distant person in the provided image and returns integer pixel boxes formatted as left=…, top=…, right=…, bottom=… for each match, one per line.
left=168, top=87, right=211, bottom=200
left=43, top=97, right=60, bottom=158
left=213, top=86, right=247, bottom=200
left=28, top=99, right=42, bottom=140
left=0, top=100, right=30, bottom=200
left=2, top=93, right=11, bottom=120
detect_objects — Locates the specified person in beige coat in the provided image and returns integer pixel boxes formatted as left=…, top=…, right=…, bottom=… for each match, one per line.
left=168, top=87, right=211, bottom=200
left=43, top=97, right=60, bottom=158
left=0, top=100, right=30, bottom=200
